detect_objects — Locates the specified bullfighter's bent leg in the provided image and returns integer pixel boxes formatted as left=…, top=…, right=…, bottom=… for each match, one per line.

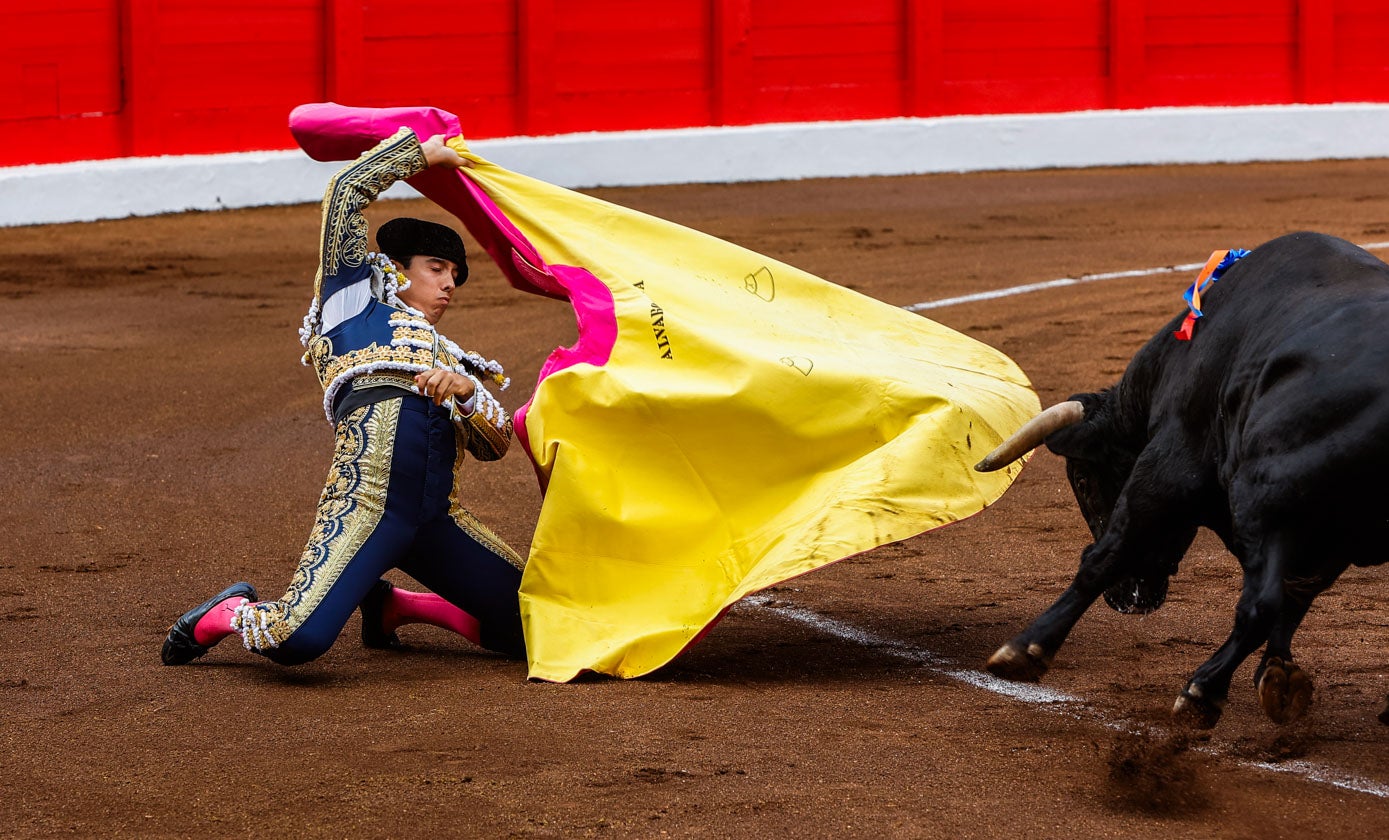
left=359, top=579, right=481, bottom=649
left=163, top=399, right=422, bottom=666
left=356, top=398, right=525, bottom=658
left=390, top=508, right=526, bottom=657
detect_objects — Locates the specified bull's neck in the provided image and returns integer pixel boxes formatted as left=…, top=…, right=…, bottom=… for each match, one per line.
left=1111, top=374, right=1155, bottom=449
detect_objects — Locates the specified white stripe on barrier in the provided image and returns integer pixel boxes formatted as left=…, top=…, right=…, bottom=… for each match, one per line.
left=6, top=104, right=1389, bottom=227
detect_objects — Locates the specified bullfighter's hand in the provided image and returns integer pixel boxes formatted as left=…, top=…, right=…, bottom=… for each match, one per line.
left=421, top=134, right=471, bottom=169
left=415, top=368, right=476, bottom=406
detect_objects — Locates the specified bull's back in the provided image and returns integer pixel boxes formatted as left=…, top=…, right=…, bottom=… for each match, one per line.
left=1203, top=232, right=1389, bottom=340
left=1128, top=233, right=1389, bottom=408
left=1181, top=233, right=1389, bottom=544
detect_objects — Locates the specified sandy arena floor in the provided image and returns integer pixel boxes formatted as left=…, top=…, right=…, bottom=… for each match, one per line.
left=3, top=159, right=1389, bottom=837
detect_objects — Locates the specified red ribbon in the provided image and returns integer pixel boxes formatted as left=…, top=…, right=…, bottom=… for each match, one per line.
left=1173, top=250, right=1230, bottom=341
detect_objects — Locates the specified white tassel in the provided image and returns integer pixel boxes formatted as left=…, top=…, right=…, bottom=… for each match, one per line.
left=230, top=601, right=280, bottom=651
left=298, top=295, right=322, bottom=351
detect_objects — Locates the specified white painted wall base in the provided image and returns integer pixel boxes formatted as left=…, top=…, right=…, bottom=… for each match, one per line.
left=3, top=104, right=1388, bottom=227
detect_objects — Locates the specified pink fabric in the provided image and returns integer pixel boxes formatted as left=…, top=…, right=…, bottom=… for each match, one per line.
left=385, top=587, right=481, bottom=645
left=288, top=102, right=621, bottom=482
left=430, top=181, right=619, bottom=480
left=191, top=597, right=243, bottom=645
left=289, top=103, right=462, bottom=163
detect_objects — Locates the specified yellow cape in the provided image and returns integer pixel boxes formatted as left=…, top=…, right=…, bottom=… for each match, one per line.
left=289, top=103, right=1039, bottom=681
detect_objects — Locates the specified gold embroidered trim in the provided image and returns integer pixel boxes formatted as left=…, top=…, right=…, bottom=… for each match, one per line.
left=352, top=372, right=417, bottom=391
left=389, top=311, right=433, bottom=328
left=313, top=317, right=467, bottom=389
left=393, top=326, right=436, bottom=345
left=315, top=127, right=429, bottom=298
left=310, top=309, right=513, bottom=452
left=255, top=400, right=401, bottom=644
left=449, top=425, right=525, bottom=570
left=462, top=410, right=512, bottom=461
left=317, top=343, right=438, bottom=389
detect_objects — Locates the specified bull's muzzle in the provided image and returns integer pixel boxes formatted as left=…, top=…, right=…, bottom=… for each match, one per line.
left=1103, top=575, right=1170, bottom=614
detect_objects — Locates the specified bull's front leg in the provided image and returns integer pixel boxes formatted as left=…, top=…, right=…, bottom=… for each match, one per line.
left=987, top=494, right=1182, bottom=681
left=988, top=471, right=1200, bottom=682
left=986, top=536, right=1128, bottom=681
left=1172, top=535, right=1292, bottom=728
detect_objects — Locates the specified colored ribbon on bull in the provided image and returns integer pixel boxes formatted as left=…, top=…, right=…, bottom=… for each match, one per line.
left=1173, top=248, right=1250, bottom=341
left=289, top=103, right=1041, bottom=682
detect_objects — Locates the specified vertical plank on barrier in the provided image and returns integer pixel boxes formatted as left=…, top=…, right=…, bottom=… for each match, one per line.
left=518, top=0, right=556, bottom=134
left=712, top=0, right=753, bottom=125
left=1296, top=0, right=1334, bottom=103
left=325, top=0, right=364, bottom=104
left=904, top=0, right=944, bottom=117
left=1108, top=0, right=1145, bottom=109
left=119, top=0, right=159, bottom=156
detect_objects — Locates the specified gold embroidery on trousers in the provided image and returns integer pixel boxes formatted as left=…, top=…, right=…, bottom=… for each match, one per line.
left=251, top=400, right=400, bottom=646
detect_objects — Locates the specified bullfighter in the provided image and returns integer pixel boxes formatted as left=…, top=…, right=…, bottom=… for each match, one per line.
left=161, top=127, right=526, bottom=666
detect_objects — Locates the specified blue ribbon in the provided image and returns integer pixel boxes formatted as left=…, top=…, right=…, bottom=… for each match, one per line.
left=1182, top=248, right=1250, bottom=319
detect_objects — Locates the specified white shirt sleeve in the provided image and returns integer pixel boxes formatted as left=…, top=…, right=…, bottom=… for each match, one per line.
left=320, top=280, right=371, bottom=333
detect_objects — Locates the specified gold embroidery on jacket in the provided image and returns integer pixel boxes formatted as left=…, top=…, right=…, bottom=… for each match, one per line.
left=317, top=342, right=440, bottom=389
left=461, top=409, right=511, bottom=461
left=352, top=372, right=416, bottom=391
left=311, top=304, right=513, bottom=455
left=314, top=314, right=456, bottom=389
left=450, top=424, right=526, bottom=570
left=315, top=128, right=429, bottom=297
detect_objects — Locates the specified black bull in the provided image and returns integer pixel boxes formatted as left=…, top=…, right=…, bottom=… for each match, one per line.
left=976, top=232, right=1389, bottom=728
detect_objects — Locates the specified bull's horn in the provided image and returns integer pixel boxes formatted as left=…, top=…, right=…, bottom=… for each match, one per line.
left=974, top=400, right=1084, bottom=472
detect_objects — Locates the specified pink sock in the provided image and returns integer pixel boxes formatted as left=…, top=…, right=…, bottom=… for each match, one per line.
left=192, top=596, right=248, bottom=646
left=385, top=587, right=481, bottom=645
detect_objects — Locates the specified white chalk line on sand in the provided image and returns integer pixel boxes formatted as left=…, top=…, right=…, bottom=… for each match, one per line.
left=740, top=596, right=1389, bottom=800
left=903, top=240, right=1389, bottom=313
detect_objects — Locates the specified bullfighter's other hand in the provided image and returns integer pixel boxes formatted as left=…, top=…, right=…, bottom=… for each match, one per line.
left=415, top=368, right=476, bottom=406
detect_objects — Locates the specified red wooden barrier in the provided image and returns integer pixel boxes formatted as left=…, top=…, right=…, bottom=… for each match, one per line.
left=4, top=0, right=1388, bottom=167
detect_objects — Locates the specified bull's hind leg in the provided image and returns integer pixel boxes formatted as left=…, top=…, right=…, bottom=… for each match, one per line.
left=1255, top=656, right=1314, bottom=724
left=1253, top=589, right=1323, bottom=725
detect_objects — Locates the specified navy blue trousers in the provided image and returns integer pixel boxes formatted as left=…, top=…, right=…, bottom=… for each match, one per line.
left=238, top=396, right=525, bottom=665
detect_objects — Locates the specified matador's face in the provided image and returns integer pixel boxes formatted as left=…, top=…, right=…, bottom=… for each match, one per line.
left=395, top=256, right=460, bottom=325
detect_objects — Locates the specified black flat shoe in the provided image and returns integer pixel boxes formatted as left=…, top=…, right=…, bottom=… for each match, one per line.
left=161, top=582, right=257, bottom=666
left=360, top=579, right=403, bottom=649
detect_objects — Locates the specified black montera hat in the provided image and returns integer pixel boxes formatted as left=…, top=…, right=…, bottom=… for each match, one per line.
left=377, top=217, right=469, bottom=284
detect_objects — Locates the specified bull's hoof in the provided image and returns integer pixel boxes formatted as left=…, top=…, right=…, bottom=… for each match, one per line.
left=985, top=641, right=1052, bottom=682
left=1172, top=683, right=1224, bottom=729
left=1256, top=657, right=1313, bottom=725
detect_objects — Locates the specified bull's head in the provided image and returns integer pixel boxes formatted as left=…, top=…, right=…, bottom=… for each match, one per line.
left=976, top=390, right=1170, bottom=614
